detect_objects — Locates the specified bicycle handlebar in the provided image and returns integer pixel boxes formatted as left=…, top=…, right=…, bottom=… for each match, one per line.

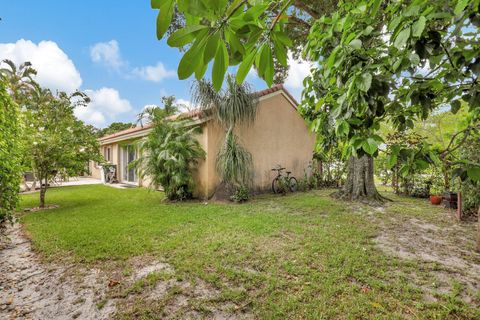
left=271, top=167, right=286, bottom=171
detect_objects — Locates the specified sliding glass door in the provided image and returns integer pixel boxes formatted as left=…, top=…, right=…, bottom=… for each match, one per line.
left=122, top=145, right=137, bottom=183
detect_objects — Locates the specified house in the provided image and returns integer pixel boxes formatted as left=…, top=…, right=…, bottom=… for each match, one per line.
left=89, top=85, right=316, bottom=199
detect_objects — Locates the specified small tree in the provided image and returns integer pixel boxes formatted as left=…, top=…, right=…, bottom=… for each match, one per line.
left=191, top=75, right=258, bottom=198
left=133, top=118, right=205, bottom=201
left=0, top=81, right=22, bottom=223
left=22, top=84, right=101, bottom=207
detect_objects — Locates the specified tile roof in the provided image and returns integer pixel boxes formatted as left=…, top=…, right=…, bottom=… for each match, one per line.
left=99, top=84, right=298, bottom=142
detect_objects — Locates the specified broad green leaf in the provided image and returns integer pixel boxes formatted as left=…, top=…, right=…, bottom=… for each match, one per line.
left=177, top=34, right=208, bottom=80
left=226, top=0, right=245, bottom=17
left=212, top=41, right=229, bottom=91
left=357, top=73, right=372, bottom=92
left=336, top=120, right=349, bottom=136
left=167, top=25, right=208, bottom=47
left=362, top=138, right=378, bottom=155
left=156, top=0, right=175, bottom=40
left=348, top=39, right=362, bottom=50
left=195, top=60, right=208, bottom=80
left=412, top=16, right=426, bottom=37
left=388, top=16, right=402, bottom=32
left=236, top=50, right=256, bottom=84
left=204, top=32, right=220, bottom=64
left=467, top=167, right=480, bottom=181
left=274, top=30, right=293, bottom=47
left=454, top=0, right=469, bottom=16
left=274, top=40, right=287, bottom=67
left=388, top=153, right=398, bottom=169
left=259, top=44, right=274, bottom=86
left=394, top=27, right=411, bottom=49
left=151, top=0, right=162, bottom=8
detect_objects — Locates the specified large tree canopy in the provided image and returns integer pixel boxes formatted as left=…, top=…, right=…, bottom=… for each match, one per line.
left=152, top=0, right=480, bottom=202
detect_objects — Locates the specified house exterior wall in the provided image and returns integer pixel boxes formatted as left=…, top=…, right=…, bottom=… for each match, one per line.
left=200, top=92, right=315, bottom=197
left=88, top=90, right=315, bottom=199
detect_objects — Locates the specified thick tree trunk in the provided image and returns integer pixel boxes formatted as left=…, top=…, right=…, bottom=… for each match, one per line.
left=333, top=155, right=387, bottom=204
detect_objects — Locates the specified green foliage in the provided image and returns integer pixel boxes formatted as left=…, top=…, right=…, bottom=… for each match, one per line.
left=192, top=75, right=257, bottom=191
left=153, top=0, right=480, bottom=201
left=97, top=122, right=133, bottom=138
left=152, top=0, right=295, bottom=86
left=0, top=81, right=22, bottom=223
left=133, top=119, right=205, bottom=201
left=22, top=83, right=101, bottom=206
left=216, top=130, right=253, bottom=188
left=457, top=135, right=480, bottom=214
left=229, top=185, right=251, bottom=203
left=0, top=59, right=36, bottom=104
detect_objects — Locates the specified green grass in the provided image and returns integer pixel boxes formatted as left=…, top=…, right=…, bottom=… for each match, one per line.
left=18, top=185, right=479, bottom=319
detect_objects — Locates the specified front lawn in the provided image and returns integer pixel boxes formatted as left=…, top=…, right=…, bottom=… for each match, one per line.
left=18, top=185, right=479, bottom=319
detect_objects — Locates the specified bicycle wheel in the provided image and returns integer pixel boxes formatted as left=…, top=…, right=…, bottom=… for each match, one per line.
left=289, top=177, right=298, bottom=192
left=272, top=177, right=282, bottom=194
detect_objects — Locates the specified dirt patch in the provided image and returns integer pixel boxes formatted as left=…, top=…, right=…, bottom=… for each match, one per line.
left=1, top=224, right=252, bottom=319
left=23, top=205, right=60, bottom=212
left=0, top=223, right=115, bottom=320
left=372, top=204, right=480, bottom=305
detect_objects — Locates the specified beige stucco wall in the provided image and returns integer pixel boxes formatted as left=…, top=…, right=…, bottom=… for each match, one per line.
left=200, top=91, right=316, bottom=198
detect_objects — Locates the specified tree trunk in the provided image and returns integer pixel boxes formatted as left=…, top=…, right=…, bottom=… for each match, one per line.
left=39, top=175, right=47, bottom=208
left=476, top=207, right=480, bottom=253
left=333, top=154, right=387, bottom=204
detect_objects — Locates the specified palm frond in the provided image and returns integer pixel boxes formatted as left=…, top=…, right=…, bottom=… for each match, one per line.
left=216, top=129, right=253, bottom=187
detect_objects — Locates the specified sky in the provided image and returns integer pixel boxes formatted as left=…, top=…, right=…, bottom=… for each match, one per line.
left=0, top=1, right=311, bottom=128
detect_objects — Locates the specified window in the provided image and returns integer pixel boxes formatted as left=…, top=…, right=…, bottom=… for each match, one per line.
left=104, top=147, right=111, bottom=162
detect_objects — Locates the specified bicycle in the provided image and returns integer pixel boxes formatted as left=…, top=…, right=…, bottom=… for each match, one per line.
left=271, top=166, right=298, bottom=194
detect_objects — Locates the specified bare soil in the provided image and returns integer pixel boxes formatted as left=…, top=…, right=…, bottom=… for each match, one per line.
left=372, top=204, right=480, bottom=305
left=0, top=223, right=252, bottom=320
left=0, top=223, right=115, bottom=320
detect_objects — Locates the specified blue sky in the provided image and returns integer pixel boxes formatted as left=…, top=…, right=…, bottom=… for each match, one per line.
left=0, top=1, right=309, bottom=127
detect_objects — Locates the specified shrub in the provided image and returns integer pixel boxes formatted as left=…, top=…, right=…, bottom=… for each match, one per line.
left=230, top=185, right=251, bottom=203
left=133, top=120, right=205, bottom=201
left=0, top=82, right=22, bottom=223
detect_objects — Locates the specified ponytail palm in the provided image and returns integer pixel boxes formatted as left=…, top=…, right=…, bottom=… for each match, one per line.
left=192, top=75, right=258, bottom=189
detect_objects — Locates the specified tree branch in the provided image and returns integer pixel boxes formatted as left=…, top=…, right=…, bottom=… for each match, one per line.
left=292, top=0, right=320, bottom=19
left=439, top=124, right=480, bottom=159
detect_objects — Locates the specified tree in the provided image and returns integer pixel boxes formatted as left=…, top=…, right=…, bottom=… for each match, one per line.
left=0, top=59, right=36, bottom=104
left=22, top=83, right=101, bottom=207
left=0, top=80, right=22, bottom=223
left=152, top=0, right=480, bottom=204
left=97, top=122, right=133, bottom=138
left=132, top=110, right=205, bottom=201
left=137, top=95, right=181, bottom=127
left=191, top=75, right=258, bottom=197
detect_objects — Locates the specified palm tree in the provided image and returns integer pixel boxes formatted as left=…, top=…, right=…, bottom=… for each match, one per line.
left=191, top=75, right=259, bottom=195
left=132, top=119, right=205, bottom=201
left=0, top=59, right=37, bottom=104
left=136, top=95, right=180, bottom=126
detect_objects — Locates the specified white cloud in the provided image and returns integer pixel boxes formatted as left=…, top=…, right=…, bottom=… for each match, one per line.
left=132, top=62, right=176, bottom=82
left=0, top=39, right=82, bottom=92
left=90, top=40, right=125, bottom=70
left=75, top=87, right=132, bottom=127
left=176, top=98, right=197, bottom=113
left=284, top=52, right=312, bottom=89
